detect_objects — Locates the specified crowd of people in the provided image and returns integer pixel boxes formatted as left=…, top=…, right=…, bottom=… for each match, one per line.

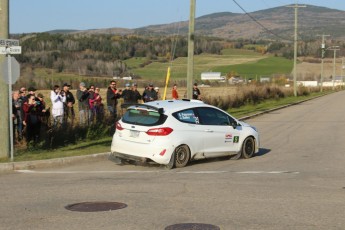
left=11, top=80, right=202, bottom=146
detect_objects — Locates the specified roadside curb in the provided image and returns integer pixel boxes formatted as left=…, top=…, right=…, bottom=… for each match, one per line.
left=0, top=152, right=110, bottom=172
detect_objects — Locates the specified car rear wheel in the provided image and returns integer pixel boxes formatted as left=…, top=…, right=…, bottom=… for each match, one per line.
left=242, top=137, right=255, bottom=159
left=166, top=145, right=190, bottom=169
left=175, top=145, right=190, bottom=168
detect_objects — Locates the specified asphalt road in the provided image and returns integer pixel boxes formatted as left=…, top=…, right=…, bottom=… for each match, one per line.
left=1, top=91, right=345, bottom=230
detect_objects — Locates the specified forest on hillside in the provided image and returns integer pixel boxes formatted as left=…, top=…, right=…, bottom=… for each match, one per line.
left=13, top=33, right=345, bottom=80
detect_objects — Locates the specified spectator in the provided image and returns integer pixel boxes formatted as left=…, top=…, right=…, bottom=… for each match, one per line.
left=121, top=83, right=133, bottom=104
left=154, top=87, right=161, bottom=100
left=18, top=90, right=26, bottom=135
left=51, top=85, right=66, bottom=127
left=106, top=80, right=122, bottom=122
left=172, top=84, right=179, bottom=100
left=143, top=84, right=158, bottom=102
left=23, top=94, right=42, bottom=145
left=12, top=91, right=19, bottom=141
left=37, top=93, right=50, bottom=127
left=192, top=83, right=201, bottom=100
left=77, top=82, right=91, bottom=125
left=131, top=83, right=142, bottom=103
left=27, top=86, right=37, bottom=98
left=62, top=83, right=75, bottom=124
left=89, top=87, right=103, bottom=122
left=13, top=90, right=24, bottom=141
left=88, top=85, right=96, bottom=121
left=19, top=87, right=26, bottom=94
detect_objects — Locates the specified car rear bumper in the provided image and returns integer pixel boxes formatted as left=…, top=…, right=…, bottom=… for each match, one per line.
left=111, top=137, right=175, bottom=165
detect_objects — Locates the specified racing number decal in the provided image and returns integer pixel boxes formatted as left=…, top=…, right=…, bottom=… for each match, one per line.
left=233, top=136, right=239, bottom=143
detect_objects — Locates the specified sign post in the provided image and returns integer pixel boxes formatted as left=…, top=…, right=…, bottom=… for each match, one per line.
left=0, top=38, right=21, bottom=161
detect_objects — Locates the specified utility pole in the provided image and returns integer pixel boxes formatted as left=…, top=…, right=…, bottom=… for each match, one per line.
left=317, top=34, right=330, bottom=92
left=341, top=57, right=344, bottom=84
left=287, top=2, right=306, bottom=97
left=0, top=0, right=10, bottom=159
left=327, top=46, right=340, bottom=90
left=186, top=0, right=195, bottom=99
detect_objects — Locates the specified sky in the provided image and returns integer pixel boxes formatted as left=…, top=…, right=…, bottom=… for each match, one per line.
left=8, top=0, right=345, bottom=34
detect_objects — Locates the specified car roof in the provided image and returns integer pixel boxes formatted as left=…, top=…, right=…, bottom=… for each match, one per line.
left=145, top=99, right=207, bottom=114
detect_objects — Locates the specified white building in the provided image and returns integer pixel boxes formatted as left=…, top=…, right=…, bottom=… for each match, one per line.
left=201, top=72, right=225, bottom=81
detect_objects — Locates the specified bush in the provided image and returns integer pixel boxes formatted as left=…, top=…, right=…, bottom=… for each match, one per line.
left=204, top=85, right=289, bottom=110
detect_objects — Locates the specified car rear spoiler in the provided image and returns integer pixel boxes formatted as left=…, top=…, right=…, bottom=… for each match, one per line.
left=121, top=103, right=164, bottom=115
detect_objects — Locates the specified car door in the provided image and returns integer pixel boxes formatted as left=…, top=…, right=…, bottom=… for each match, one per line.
left=195, top=107, right=241, bottom=157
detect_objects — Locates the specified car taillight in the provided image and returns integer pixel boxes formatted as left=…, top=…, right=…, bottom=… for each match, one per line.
left=116, top=122, right=124, bottom=131
left=146, top=127, right=173, bottom=136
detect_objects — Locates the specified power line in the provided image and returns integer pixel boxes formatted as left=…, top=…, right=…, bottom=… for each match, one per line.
left=232, top=0, right=294, bottom=41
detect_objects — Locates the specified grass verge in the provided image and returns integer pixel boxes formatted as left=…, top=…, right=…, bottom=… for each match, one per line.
left=229, top=91, right=330, bottom=118
left=0, top=137, right=112, bottom=163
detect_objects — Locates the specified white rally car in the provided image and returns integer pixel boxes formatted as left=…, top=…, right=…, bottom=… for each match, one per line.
left=110, top=99, right=259, bottom=169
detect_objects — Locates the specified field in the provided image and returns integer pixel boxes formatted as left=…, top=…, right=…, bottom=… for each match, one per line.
left=125, top=49, right=289, bottom=81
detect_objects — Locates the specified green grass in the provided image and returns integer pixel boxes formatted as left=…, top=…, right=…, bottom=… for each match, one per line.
left=124, top=57, right=148, bottom=69
left=131, top=52, right=267, bottom=81
left=128, top=49, right=291, bottom=81
left=0, top=137, right=112, bottom=163
left=213, top=56, right=293, bottom=78
left=221, top=48, right=262, bottom=56
left=229, top=91, right=329, bottom=118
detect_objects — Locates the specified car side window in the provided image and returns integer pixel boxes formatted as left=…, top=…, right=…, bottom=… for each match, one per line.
left=172, top=109, right=200, bottom=124
left=196, top=107, right=233, bottom=126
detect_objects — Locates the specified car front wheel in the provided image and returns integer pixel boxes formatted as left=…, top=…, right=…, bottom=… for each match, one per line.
left=242, top=137, right=255, bottom=159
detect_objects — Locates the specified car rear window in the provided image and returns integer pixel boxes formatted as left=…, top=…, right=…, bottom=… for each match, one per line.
left=122, top=108, right=167, bottom=126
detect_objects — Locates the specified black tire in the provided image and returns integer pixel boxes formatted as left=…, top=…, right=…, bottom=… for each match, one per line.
left=174, top=145, right=191, bottom=168
left=242, top=137, right=255, bottom=159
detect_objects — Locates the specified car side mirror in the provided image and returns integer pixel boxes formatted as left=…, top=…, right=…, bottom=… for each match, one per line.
left=231, top=122, right=238, bottom=129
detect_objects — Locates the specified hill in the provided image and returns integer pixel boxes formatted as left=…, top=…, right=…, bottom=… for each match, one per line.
left=62, top=5, right=345, bottom=40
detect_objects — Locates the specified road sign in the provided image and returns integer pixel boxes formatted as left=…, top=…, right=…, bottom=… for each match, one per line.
left=0, top=46, right=22, bottom=55
left=0, top=39, right=19, bottom=47
left=1, top=57, right=20, bottom=84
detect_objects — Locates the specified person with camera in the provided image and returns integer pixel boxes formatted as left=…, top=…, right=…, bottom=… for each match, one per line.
left=50, top=85, right=66, bottom=127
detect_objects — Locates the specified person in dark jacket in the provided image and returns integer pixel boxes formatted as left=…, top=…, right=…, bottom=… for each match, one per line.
left=106, top=80, right=122, bottom=122
left=143, top=83, right=158, bottom=102
left=192, top=83, right=201, bottom=100
left=121, top=83, right=133, bottom=104
left=131, top=83, right=142, bottom=103
left=62, top=83, right=75, bottom=124
left=76, top=82, right=90, bottom=125
left=23, top=94, right=43, bottom=145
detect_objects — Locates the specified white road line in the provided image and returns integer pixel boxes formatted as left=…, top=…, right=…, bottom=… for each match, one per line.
left=177, top=171, right=228, bottom=174
left=236, top=171, right=300, bottom=174
left=15, top=170, right=161, bottom=174
left=16, top=170, right=299, bottom=174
